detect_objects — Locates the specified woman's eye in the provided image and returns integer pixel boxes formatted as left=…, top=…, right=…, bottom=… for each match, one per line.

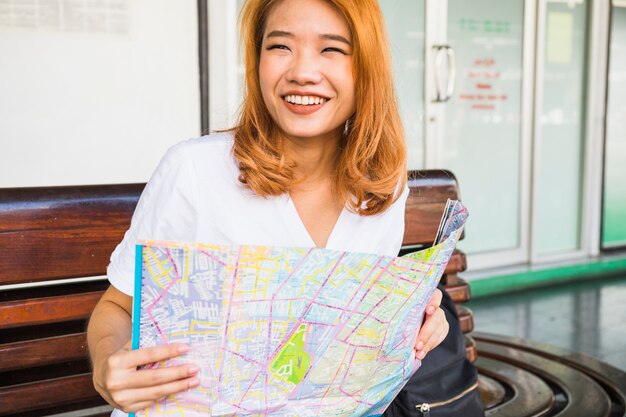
left=266, top=44, right=290, bottom=51
left=322, top=47, right=348, bottom=55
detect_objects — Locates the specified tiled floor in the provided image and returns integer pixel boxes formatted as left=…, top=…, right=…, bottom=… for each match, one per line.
left=467, top=273, right=626, bottom=371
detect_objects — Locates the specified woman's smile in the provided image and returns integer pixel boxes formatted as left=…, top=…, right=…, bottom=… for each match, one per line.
left=282, top=93, right=329, bottom=115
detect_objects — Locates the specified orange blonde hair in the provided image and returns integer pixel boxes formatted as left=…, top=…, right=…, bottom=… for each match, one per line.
left=234, top=0, right=406, bottom=215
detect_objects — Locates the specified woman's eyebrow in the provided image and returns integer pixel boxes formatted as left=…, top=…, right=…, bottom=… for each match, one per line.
left=266, top=30, right=294, bottom=39
left=319, top=33, right=351, bottom=46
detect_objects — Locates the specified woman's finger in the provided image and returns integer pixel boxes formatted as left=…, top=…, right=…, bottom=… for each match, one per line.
left=111, top=375, right=200, bottom=412
left=414, top=312, right=437, bottom=351
left=426, top=312, right=448, bottom=349
left=113, top=343, right=190, bottom=369
left=425, top=289, right=443, bottom=315
left=119, top=363, right=199, bottom=389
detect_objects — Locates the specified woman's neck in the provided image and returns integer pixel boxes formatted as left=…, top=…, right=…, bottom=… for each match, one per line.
left=284, top=133, right=341, bottom=190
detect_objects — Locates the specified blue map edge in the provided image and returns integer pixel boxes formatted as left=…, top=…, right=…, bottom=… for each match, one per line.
left=129, top=244, right=143, bottom=417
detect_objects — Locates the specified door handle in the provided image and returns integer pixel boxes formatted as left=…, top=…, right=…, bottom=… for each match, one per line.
left=431, top=45, right=456, bottom=103
left=432, top=45, right=444, bottom=102
left=443, top=46, right=456, bottom=102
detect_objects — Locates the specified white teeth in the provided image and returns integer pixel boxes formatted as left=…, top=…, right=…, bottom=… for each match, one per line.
left=285, top=95, right=326, bottom=105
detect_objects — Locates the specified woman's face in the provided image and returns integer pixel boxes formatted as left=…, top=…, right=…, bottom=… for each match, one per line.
left=259, top=0, right=356, bottom=145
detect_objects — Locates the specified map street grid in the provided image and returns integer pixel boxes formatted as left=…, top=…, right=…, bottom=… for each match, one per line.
left=131, top=201, right=468, bottom=417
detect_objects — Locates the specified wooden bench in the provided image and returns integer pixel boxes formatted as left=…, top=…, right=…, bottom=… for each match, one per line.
left=0, top=171, right=472, bottom=416
left=3, top=171, right=624, bottom=416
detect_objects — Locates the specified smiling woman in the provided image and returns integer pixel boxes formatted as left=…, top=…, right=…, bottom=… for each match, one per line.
left=85, top=0, right=466, bottom=416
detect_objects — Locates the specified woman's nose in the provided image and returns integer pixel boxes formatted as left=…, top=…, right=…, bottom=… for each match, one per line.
left=286, top=52, right=323, bottom=85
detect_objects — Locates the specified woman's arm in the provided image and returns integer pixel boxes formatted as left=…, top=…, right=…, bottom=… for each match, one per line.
left=87, top=285, right=199, bottom=412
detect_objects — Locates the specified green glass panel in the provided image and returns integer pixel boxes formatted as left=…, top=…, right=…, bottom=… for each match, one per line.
left=534, top=1, right=589, bottom=255
left=602, top=4, right=626, bottom=248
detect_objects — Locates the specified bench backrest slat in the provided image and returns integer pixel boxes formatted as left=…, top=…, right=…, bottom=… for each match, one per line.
left=0, top=291, right=103, bottom=329
left=0, top=184, right=142, bottom=285
left=0, top=373, right=97, bottom=415
left=0, top=333, right=87, bottom=372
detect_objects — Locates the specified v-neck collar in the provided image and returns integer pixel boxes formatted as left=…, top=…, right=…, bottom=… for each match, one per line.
left=279, top=193, right=348, bottom=249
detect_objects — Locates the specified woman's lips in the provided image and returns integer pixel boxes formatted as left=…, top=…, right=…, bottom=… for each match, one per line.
left=282, top=98, right=326, bottom=115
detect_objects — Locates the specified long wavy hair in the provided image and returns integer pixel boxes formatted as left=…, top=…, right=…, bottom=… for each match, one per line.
left=234, top=0, right=406, bottom=216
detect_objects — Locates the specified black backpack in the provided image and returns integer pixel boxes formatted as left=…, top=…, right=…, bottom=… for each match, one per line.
left=384, top=285, right=485, bottom=417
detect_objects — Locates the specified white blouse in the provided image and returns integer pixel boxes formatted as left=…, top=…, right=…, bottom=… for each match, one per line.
left=108, top=131, right=409, bottom=296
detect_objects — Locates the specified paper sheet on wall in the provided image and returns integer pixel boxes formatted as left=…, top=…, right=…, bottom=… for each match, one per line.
left=130, top=200, right=468, bottom=417
left=547, top=12, right=574, bottom=64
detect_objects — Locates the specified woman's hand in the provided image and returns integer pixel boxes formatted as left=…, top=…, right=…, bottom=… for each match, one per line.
left=92, top=340, right=199, bottom=413
left=414, top=288, right=449, bottom=360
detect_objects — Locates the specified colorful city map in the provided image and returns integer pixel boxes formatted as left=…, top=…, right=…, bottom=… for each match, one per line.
left=131, top=201, right=468, bottom=417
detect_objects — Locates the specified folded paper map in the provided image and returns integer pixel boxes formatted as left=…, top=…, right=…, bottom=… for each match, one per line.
left=131, top=200, right=468, bottom=417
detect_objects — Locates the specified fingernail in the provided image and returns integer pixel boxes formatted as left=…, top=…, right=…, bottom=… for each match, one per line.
left=189, top=377, right=200, bottom=388
left=417, top=351, right=426, bottom=360
left=189, top=365, right=199, bottom=375
left=416, top=341, right=424, bottom=351
left=178, top=344, right=189, bottom=353
left=426, top=306, right=435, bottom=315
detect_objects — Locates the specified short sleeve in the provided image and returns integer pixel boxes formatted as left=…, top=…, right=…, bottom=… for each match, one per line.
left=107, top=143, right=199, bottom=295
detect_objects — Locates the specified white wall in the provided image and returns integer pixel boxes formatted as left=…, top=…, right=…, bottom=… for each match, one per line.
left=0, top=0, right=200, bottom=187
left=208, top=0, right=243, bottom=131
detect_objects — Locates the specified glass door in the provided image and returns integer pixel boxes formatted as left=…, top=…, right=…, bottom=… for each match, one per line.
left=434, top=0, right=535, bottom=269
left=380, top=0, right=533, bottom=269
